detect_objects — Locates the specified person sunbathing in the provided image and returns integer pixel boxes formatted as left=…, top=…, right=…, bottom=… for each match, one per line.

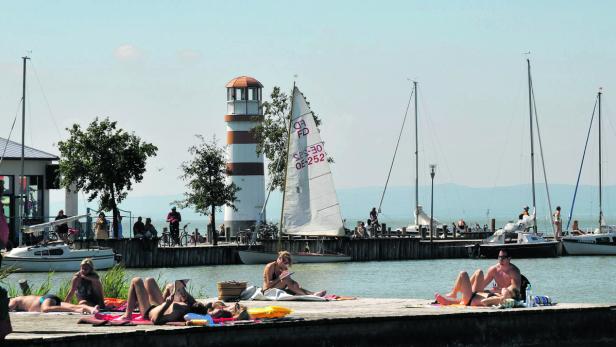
left=435, top=249, right=521, bottom=306
left=118, top=277, right=207, bottom=324
left=262, top=251, right=326, bottom=296
left=9, top=294, right=98, bottom=314
left=65, top=258, right=105, bottom=307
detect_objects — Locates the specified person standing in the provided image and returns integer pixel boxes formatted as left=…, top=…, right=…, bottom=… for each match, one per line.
left=55, top=210, right=69, bottom=243
left=553, top=206, right=562, bottom=239
left=94, top=213, right=109, bottom=240
left=133, top=217, right=145, bottom=238
left=166, top=207, right=181, bottom=245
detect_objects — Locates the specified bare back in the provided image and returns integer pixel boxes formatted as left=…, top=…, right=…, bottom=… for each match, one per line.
left=9, top=295, right=41, bottom=312
left=263, top=261, right=281, bottom=290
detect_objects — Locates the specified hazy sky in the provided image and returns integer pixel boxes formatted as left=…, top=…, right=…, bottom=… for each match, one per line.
left=2, top=1, right=616, bottom=200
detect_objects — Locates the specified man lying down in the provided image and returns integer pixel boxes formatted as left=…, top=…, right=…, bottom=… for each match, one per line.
left=9, top=294, right=99, bottom=314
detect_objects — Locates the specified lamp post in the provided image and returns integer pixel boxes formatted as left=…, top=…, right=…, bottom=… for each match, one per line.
left=430, top=164, right=436, bottom=243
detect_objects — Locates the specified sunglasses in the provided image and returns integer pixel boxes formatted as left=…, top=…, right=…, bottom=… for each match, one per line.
left=498, top=256, right=510, bottom=260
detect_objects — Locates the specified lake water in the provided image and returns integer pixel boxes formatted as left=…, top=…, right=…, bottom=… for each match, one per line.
left=5, top=256, right=616, bottom=304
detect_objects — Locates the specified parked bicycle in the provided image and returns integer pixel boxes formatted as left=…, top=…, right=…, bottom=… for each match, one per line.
left=158, top=223, right=190, bottom=247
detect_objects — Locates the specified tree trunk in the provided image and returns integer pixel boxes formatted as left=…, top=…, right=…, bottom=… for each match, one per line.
left=112, top=206, right=119, bottom=239
left=211, top=205, right=217, bottom=246
left=111, top=190, right=118, bottom=239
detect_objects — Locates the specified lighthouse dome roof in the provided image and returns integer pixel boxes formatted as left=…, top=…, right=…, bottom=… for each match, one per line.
left=226, top=76, right=263, bottom=88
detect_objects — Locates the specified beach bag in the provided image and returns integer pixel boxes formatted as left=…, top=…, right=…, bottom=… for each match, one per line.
left=217, top=281, right=247, bottom=301
left=520, top=275, right=530, bottom=301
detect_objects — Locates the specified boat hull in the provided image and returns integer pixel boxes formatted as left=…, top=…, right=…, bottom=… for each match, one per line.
left=238, top=250, right=352, bottom=264
left=474, top=241, right=559, bottom=258
left=2, top=247, right=116, bottom=272
left=562, top=234, right=616, bottom=255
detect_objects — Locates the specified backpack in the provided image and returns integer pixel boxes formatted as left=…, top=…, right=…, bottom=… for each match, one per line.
left=520, top=275, right=530, bottom=301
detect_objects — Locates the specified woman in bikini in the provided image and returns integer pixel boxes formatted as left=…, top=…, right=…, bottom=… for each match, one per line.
left=262, top=251, right=326, bottom=296
left=65, top=258, right=105, bottom=307
left=434, top=271, right=520, bottom=306
left=118, top=277, right=207, bottom=324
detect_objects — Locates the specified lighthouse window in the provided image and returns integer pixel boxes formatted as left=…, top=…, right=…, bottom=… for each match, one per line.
left=249, top=88, right=261, bottom=101
left=235, top=88, right=247, bottom=100
left=227, top=88, right=235, bottom=101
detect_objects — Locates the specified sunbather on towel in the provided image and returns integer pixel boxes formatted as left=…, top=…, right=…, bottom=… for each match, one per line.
left=118, top=277, right=207, bottom=324
left=9, top=294, right=99, bottom=314
left=436, top=250, right=523, bottom=307
left=263, top=251, right=326, bottom=297
left=65, top=258, right=105, bottom=308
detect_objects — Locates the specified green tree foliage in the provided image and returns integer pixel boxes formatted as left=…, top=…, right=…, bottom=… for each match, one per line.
left=57, top=117, right=158, bottom=237
left=252, top=86, right=331, bottom=192
left=176, top=135, right=240, bottom=245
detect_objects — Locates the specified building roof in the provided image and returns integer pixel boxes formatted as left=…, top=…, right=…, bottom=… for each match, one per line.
left=0, top=137, right=59, bottom=160
left=226, top=76, right=263, bottom=88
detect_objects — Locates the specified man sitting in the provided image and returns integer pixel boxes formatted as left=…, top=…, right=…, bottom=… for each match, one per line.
left=262, top=251, right=326, bottom=296
left=9, top=294, right=98, bottom=314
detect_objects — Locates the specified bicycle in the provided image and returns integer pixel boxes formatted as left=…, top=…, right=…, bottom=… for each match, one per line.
left=158, top=223, right=190, bottom=247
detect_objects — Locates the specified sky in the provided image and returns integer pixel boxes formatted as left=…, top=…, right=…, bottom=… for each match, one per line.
left=2, top=0, right=616, bottom=206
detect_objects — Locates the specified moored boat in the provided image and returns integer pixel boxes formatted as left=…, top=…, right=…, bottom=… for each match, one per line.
left=562, top=90, right=616, bottom=256
left=2, top=242, right=116, bottom=272
left=238, top=250, right=351, bottom=264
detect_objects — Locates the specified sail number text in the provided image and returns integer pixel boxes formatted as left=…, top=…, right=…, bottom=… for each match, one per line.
left=292, top=144, right=325, bottom=170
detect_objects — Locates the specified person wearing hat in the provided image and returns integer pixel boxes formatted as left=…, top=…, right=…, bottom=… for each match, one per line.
left=518, top=206, right=530, bottom=220
left=166, top=207, right=182, bottom=246
left=65, top=258, right=105, bottom=308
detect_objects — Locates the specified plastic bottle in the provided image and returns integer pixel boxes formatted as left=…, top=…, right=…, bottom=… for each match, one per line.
left=525, top=284, right=533, bottom=307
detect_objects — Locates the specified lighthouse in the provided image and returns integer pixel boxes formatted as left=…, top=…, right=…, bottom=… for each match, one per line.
left=223, top=76, right=265, bottom=236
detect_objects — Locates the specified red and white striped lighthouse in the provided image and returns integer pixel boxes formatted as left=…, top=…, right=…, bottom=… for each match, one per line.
left=223, top=76, right=265, bottom=236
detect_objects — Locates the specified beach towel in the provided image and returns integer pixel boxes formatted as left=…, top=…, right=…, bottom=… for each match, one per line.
left=103, top=298, right=127, bottom=312
left=92, top=312, right=152, bottom=325
left=240, top=286, right=327, bottom=301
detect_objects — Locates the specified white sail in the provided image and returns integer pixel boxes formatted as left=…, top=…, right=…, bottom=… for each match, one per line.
left=282, top=87, right=345, bottom=237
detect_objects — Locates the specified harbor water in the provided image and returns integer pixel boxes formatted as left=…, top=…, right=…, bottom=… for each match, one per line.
left=5, top=256, right=616, bottom=304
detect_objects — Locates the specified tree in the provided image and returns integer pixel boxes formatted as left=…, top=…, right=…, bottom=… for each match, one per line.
left=176, top=135, right=240, bottom=246
left=252, top=86, right=332, bottom=192
left=57, top=117, right=158, bottom=238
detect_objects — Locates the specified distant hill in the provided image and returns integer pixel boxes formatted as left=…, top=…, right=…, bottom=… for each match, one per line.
left=51, top=183, right=616, bottom=226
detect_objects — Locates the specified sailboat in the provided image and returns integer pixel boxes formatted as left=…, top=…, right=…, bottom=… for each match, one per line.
left=562, top=90, right=616, bottom=255
left=473, top=59, right=558, bottom=258
left=238, top=86, right=351, bottom=264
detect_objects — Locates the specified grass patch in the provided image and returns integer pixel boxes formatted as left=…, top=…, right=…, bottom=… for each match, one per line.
left=101, top=264, right=129, bottom=299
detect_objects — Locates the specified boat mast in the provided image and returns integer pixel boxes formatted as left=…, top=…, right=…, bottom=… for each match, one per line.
left=598, top=89, right=603, bottom=229
left=414, top=81, right=419, bottom=228
left=527, top=59, right=537, bottom=233
left=278, top=82, right=296, bottom=243
left=19, top=56, right=30, bottom=246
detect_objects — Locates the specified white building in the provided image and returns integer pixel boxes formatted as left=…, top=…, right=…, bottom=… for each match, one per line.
left=0, top=137, right=77, bottom=244
left=223, top=76, right=266, bottom=236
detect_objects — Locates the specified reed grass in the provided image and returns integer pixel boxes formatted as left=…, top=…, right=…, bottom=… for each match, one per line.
left=100, top=264, right=129, bottom=299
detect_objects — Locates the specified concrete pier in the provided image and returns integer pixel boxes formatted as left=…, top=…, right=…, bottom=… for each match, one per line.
left=5, top=298, right=616, bottom=346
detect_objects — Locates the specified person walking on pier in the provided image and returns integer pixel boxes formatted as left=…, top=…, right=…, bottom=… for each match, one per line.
left=166, top=207, right=181, bottom=246
left=553, top=206, right=562, bottom=239
left=133, top=217, right=145, bottom=238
